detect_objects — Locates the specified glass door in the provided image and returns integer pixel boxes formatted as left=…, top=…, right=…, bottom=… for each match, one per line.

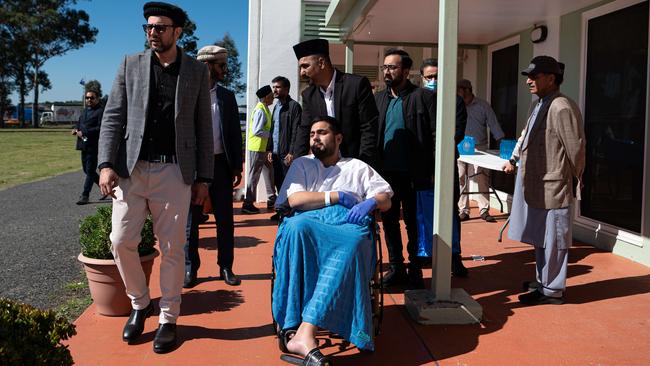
left=581, top=1, right=648, bottom=233
left=490, top=44, right=519, bottom=195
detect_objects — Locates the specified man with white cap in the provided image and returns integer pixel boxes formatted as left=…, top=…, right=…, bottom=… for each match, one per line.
left=183, top=45, right=244, bottom=289
left=98, top=1, right=213, bottom=353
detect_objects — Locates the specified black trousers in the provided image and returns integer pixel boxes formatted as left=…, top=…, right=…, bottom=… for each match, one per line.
left=184, top=154, right=236, bottom=273
left=271, top=153, right=290, bottom=195
left=80, top=150, right=99, bottom=197
left=381, top=172, right=419, bottom=267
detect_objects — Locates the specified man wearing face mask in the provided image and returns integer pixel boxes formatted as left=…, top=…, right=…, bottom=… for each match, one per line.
left=419, top=58, right=469, bottom=277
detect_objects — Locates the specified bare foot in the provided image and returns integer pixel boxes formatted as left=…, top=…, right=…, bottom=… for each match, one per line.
left=286, top=334, right=318, bottom=357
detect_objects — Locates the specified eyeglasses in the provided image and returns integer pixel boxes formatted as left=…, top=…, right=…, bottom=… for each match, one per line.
left=379, top=64, right=401, bottom=71
left=142, top=24, right=174, bottom=34
left=423, top=74, right=437, bottom=80
left=85, top=96, right=96, bottom=100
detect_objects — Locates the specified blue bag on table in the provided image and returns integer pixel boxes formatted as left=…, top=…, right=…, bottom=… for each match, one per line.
left=416, top=189, right=460, bottom=257
left=499, top=139, right=516, bottom=160
left=457, top=135, right=475, bottom=155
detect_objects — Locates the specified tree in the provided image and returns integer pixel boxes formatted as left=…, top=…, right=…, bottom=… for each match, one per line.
left=144, top=19, right=198, bottom=57
left=0, top=27, right=14, bottom=128
left=1, top=0, right=98, bottom=128
left=214, top=33, right=246, bottom=96
left=26, top=70, right=52, bottom=95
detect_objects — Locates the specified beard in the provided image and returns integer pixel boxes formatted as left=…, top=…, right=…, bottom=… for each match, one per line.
left=311, top=142, right=336, bottom=160
left=149, top=37, right=174, bottom=53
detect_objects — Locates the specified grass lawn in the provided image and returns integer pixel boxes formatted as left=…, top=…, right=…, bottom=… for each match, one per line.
left=0, top=127, right=81, bottom=190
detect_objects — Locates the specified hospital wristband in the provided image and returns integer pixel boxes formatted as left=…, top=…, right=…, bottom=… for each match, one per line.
left=324, top=191, right=331, bottom=206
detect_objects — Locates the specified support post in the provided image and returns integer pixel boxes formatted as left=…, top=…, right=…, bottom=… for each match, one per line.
left=345, top=40, right=354, bottom=73
left=404, top=0, right=482, bottom=325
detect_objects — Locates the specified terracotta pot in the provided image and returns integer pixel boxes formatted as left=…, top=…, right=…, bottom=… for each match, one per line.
left=78, top=250, right=159, bottom=316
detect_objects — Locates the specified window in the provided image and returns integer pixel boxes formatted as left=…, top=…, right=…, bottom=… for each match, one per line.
left=580, top=1, right=648, bottom=233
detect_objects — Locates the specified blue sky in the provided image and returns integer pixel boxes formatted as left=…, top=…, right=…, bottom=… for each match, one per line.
left=10, top=0, right=248, bottom=103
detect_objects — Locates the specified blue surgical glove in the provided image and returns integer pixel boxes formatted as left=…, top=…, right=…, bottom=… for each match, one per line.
left=337, top=191, right=358, bottom=209
left=345, top=198, right=377, bottom=225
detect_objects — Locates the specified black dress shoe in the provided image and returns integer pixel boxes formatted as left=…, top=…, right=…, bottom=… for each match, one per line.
left=451, top=254, right=468, bottom=277
left=220, top=268, right=241, bottom=286
left=407, top=266, right=425, bottom=290
left=459, top=212, right=470, bottom=221
left=522, top=280, right=541, bottom=291
left=382, top=264, right=408, bottom=287
left=518, top=290, right=564, bottom=305
left=183, top=271, right=198, bottom=288
left=122, top=302, right=154, bottom=343
left=480, top=211, right=497, bottom=222
left=153, top=323, right=177, bottom=354
left=76, top=195, right=89, bottom=205
left=197, top=213, right=209, bottom=225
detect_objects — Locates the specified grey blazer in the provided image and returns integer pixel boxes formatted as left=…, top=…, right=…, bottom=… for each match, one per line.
left=98, top=49, right=214, bottom=185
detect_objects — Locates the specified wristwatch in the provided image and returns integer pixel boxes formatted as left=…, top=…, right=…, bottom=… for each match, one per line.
left=509, top=158, right=517, bottom=167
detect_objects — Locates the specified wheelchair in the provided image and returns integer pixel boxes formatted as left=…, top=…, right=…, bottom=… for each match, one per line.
left=270, top=210, right=385, bottom=357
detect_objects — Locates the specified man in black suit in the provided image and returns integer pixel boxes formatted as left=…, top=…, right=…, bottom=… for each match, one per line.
left=292, top=38, right=378, bottom=167
left=73, top=89, right=104, bottom=205
left=183, top=45, right=244, bottom=288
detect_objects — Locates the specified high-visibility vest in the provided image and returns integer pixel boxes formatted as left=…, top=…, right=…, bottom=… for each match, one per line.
left=247, top=102, right=272, bottom=152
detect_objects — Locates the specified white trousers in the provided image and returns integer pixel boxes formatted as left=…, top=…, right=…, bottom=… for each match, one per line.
left=110, top=161, right=191, bottom=324
left=457, top=160, right=490, bottom=215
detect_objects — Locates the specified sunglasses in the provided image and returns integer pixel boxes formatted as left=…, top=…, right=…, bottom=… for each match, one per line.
left=85, top=96, right=96, bottom=100
left=142, top=24, right=174, bottom=34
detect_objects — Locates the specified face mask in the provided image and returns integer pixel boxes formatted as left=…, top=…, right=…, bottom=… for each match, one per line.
left=424, top=79, right=437, bottom=91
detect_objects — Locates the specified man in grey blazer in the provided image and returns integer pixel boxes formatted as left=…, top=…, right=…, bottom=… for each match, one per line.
left=98, top=2, right=213, bottom=353
left=503, top=56, right=585, bottom=306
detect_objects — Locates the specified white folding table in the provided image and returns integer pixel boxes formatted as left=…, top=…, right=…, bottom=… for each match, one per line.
left=457, top=150, right=511, bottom=242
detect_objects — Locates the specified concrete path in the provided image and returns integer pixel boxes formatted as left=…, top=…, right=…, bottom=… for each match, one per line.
left=0, top=170, right=109, bottom=309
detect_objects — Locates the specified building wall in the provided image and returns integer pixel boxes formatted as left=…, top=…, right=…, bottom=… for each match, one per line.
left=247, top=0, right=302, bottom=201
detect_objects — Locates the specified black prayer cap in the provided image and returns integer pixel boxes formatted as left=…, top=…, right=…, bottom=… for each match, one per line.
left=256, top=85, right=272, bottom=99
left=143, top=2, right=187, bottom=27
left=521, top=55, right=563, bottom=76
left=293, top=38, right=329, bottom=60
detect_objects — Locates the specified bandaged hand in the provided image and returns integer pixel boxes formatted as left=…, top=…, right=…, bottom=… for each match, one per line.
left=337, top=191, right=358, bottom=209
left=345, top=198, right=377, bottom=225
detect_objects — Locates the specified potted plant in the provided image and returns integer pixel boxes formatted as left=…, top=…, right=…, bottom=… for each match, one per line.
left=78, top=206, right=159, bottom=316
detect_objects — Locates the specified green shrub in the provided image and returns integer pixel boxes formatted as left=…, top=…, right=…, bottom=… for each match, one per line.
left=0, top=298, right=76, bottom=365
left=79, top=206, right=156, bottom=259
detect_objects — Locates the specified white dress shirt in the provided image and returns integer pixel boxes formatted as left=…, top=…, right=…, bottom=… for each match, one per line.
left=320, top=70, right=337, bottom=118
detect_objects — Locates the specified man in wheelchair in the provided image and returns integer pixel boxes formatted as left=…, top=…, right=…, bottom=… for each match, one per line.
left=272, top=116, right=393, bottom=365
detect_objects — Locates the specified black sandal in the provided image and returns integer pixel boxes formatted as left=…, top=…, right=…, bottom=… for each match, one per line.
left=280, top=348, right=333, bottom=366
left=278, top=328, right=297, bottom=353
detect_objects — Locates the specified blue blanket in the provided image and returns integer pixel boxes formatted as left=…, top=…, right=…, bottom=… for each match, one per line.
left=272, top=205, right=376, bottom=351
